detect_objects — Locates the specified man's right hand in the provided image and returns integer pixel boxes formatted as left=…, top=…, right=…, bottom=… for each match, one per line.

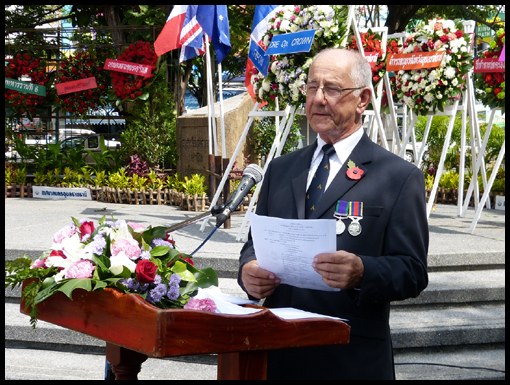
left=241, top=260, right=280, bottom=299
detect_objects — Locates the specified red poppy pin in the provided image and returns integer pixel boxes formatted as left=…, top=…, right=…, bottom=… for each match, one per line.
left=346, top=160, right=364, bottom=180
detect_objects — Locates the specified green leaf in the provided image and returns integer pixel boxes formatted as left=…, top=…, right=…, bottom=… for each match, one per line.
left=57, top=278, right=93, bottom=300
left=150, top=245, right=171, bottom=257
left=170, top=260, right=196, bottom=283
left=71, top=216, right=81, bottom=228
left=180, top=267, right=218, bottom=296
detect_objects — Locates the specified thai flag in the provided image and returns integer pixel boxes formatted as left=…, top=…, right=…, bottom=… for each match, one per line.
left=245, top=5, right=282, bottom=101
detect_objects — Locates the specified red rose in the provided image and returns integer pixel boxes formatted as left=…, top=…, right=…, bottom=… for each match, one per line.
left=136, top=260, right=157, bottom=283
left=455, top=30, right=463, bottom=38
left=50, top=250, right=66, bottom=258
left=79, top=221, right=95, bottom=241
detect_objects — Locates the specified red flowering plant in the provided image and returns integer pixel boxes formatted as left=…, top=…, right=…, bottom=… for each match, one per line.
left=347, top=29, right=387, bottom=87
left=110, top=41, right=158, bottom=104
left=5, top=52, right=50, bottom=117
left=474, top=28, right=505, bottom=114
left=347, top=31, right=403, bottom=112
left=5, top=216, right=218, bottom=328
left=55, top=49, right=112, bottom=117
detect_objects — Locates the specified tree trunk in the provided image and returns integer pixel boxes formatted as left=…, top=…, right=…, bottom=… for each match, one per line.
left=385, top=5, right=422, bottom=34
left=103, top=5, right=127, bottom=55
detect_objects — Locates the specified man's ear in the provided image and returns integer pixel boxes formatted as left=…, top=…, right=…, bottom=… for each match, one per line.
left=356, top=87, right=372, bottom=115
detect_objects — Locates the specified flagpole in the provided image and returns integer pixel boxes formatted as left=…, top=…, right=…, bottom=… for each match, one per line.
left=218, top=61, right=227, bottom=158
left=205, top=35, right=218, bottom=156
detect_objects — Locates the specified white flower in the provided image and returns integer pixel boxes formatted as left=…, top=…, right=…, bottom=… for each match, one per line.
left=109, top=251, right=137, bottom=275
left=262, top=79, right=271, bottom=92
left=436, top=93, right=443, bottom=99
left=280, top=20, right=291, bottom=32
left=424, top=93, right=434, bottom=103
left=451, top=78, right=459, bottom=86
left=444, top=66, right=456, bottom=79
left=290, top=24, right=299, bottom=33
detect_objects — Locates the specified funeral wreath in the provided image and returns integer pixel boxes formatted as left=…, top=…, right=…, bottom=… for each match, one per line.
left=5, top=216, right=218, bottom=328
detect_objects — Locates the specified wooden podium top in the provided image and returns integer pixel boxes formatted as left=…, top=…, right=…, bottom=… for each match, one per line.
left=21, top=284, right=350, bottom=358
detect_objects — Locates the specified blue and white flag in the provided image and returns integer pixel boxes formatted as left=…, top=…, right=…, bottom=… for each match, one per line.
left=196, top=5, right=231, bottom=64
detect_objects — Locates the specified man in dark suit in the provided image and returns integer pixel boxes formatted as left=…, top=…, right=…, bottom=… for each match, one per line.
left=238, top=49, right=429, bottom=380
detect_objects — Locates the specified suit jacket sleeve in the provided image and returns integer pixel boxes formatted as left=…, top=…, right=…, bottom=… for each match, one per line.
left=356, top=165, right=428, bottom=304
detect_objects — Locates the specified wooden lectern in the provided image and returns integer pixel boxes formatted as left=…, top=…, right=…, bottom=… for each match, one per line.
left=20, top=283, right=350, bottom=380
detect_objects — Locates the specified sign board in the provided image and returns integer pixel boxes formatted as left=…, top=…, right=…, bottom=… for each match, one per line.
left=104, top=59, right=153, bottom=78
left=248, top=39, right=270, bottom=77
left=364, top=52, right=380, bottom=68
left=5, top=78, right=46, bottom=96
left=32, top=186, right=92, bottom=200
left=495, top=195, right=505, bottom=211
left=265, top=29, right=317, bottom=56
left=56, top=77, right=97, bottom=96
left=474, top=58, right=505, bottom=73
left=386, top=51, right=445, bottom=72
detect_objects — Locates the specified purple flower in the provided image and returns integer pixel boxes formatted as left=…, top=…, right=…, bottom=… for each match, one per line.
left=167, top=285, right=180, bottom=300
left=149, top=283, right=167, bottom=303
left=151, top=238, right=173, bottom=248
left=88, top=234, right=106, bottom=255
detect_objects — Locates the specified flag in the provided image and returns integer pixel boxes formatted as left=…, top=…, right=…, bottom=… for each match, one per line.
left=196, top=5, right=231, bottom=64
left=178, top=5, right=206, bottom=63
left=154, top=5, right=188, bottom=57
left=245, top=5, right=282, bottom=102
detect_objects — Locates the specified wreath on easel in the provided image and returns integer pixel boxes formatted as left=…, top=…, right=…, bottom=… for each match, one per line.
left=5, top=52, right=50, bottom=117
left=474, top=28, right=505, bottom=113
left=55, top=49, right=111, bottom=117
left=110, top=41, right=157, bottom=103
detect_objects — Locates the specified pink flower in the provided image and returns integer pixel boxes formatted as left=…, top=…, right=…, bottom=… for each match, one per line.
left=53, top=225, right=77, bottom=244
left=184, top=298, right=217, bottom=312
left=111, top=238, right=141, bottom=260
left=30, top=258, right=47, bottom=269
left=65, top=260, right=95, bottom=279
left=127, top=222, right=145, bottom=232
left=434, top=22, right=443, bottom=31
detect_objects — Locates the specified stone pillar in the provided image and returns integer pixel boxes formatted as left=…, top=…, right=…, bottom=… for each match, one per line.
left=176, top=92, right=256, bottom=178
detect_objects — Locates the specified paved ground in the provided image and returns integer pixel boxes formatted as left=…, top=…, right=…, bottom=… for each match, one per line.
left=4, top=198, right=505, bottom=261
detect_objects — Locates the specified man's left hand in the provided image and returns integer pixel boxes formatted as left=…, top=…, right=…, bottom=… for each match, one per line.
left=312, top=250, right=364, bottom=290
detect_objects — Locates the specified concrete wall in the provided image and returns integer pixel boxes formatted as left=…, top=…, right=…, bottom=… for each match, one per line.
left=176, top=92, right=255, bottom=178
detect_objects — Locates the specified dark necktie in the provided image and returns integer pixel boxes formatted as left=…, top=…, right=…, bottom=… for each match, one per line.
left=305, top=144, right=335, bottom=218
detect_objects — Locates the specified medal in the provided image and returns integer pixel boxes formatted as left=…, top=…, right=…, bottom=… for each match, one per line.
left=347, top=201, right=363, bottom=237
left=334, top=200, right=349, bottom=235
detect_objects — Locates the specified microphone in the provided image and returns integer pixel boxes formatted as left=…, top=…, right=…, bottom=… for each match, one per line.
left=213, top=164, right=263, bottom=227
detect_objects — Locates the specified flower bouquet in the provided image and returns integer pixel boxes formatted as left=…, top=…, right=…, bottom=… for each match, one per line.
left=5, top=216, right=218, bottom=328
left=474, top=28, right=505, bottom=114
left=250, top=5, right=348, bottom=109
left=395, top=19, right=473, bottom=115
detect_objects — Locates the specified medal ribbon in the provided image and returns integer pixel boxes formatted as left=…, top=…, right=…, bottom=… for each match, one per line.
left=348, top=201, right=363, bottom=217
left=335, top=200, right=349, bottom=217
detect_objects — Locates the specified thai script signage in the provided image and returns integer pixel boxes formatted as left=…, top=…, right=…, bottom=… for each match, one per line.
left=386, top=51, right=445, bottom=71
left=104, top=59, right=153, bottom=78
left=55, top=77, right=98, bottom=95
left=5, top=78, right=46, bottom=96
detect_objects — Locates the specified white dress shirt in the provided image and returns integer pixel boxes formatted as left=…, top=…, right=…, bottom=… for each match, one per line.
left=306, top=128, right=364, bottom=191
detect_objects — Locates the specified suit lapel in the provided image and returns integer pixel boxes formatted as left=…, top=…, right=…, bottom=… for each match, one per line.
left=310, top=132, right=374, bottom=219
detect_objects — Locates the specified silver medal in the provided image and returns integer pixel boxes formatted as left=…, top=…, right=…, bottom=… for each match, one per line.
left=336, top=219, right=346, bottom=234
left=348, top=217, right=362, bottom=236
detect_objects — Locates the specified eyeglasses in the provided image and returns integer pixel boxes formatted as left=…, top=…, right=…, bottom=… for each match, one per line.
left=301, top=84, right=363, bottom=99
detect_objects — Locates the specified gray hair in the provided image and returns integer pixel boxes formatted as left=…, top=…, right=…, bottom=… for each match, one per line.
left=310, top=48, right=372, bottom=96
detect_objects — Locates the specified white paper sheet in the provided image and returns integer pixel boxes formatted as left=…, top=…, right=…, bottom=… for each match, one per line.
left=248, top=212, right=339, bottom=292
left=195, top=288, right=347, bottom=321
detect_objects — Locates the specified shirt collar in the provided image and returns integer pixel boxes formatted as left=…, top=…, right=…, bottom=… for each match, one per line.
left=313, top=128, right=364, bottom=165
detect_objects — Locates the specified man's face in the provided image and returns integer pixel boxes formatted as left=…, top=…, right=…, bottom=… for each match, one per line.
left=305, top=51, right=368, bottom=144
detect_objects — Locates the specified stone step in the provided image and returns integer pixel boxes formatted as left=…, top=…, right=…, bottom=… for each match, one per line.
left=6, top=299, right=505, bottom=352
left=6, top=269, right=505, bottom=308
